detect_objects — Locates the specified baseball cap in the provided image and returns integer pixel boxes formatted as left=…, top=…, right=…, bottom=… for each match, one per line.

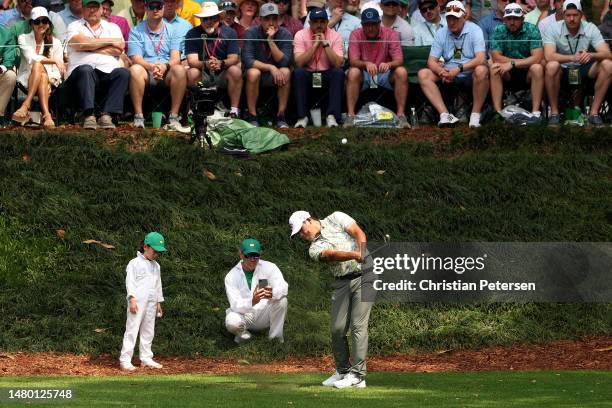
left=144, top=232, right=167, bottom=252
left=563, top=0, right=581, bottom=11
left=83, top=0, right=102, bottom=5
left=30, top=7, right=49, bottom=21
left=381, top=0, right=401, bottom=5
left=289, top=210, right=311, bottom=237
left=361, top=7, right=381, bottom=23
left=503, top=3, right=524, bottom=17
left=241, top=238, right=261, bottom=256
left=444, top=0, right=465, bottom=18
left=260, top=2, right=279, bottom=16
left=102, top=0, right=114, bottom=5
left=309, top=7, right=328, bottom=20
left=219, top=0, right=237, bottom=11
left=146, top=0, right=163, bottom=5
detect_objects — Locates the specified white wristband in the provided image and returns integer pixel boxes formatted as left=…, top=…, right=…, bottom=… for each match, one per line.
left=0, top=65, right=7, bottom=74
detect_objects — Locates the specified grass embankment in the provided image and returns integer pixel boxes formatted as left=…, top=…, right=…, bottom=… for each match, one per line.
left=0, top=125, right=610, bottom=358
left=1, top=371, right=610, bottom=407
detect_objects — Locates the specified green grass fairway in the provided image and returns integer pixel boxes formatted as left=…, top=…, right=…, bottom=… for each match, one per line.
left=1, top=371, right=610, bottom=407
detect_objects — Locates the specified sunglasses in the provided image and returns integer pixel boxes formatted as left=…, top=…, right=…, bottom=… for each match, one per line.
left=504, top=8, right=523, bottom=16
left=273, top=0, right=290, bottom=4
left=245, top=254, right=260, bottom=260
left=147, top=2, right=163, bottom=10
left=445, top=5, right=464, bottom=13
left=201, top=16, right=220, bottom=22
left=32, top=18, right=50, bottom=25
left=419, top=4, right=436, bottom=12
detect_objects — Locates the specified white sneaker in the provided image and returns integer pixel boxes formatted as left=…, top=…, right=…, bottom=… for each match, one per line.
left=326, top=115, right=338, bottom=128
left=438, top=112, right=459, bottom=127
left=120, top=361, right=137, bottom=371
left=469, top=113, right=481, bottom=128
left=133, top=114, right=145, bottom=129
left=294, top=117, right=308, bottom=128
left=141, top=359, right=163, bottom=369
left=322, top=371, right=345, bottom=387
left=234, top=330, right=252, bottom=344
left=333, top=373, right=366, bottom=389
left=164, top=115, right=191, bottom=134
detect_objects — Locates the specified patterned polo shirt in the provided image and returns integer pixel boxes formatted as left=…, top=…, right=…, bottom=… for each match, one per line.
left=490, top=21, right=542, bottom=59
left=309, top=212, right=362, bottom=278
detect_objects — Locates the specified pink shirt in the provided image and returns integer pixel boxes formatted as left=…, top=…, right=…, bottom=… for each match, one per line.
left=294, top=27, right=344, bottom=72
left=348, top=26, right=402, bottom=66
left=109, top=15, right=130, bottom=42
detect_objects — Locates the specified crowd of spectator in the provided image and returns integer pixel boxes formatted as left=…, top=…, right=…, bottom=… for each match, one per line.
left=0, top=0, right=610, bottom=130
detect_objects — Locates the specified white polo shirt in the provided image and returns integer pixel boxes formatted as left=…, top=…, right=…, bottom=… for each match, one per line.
left=66, top=19, right=123, bottom=78
left=386, top=15, right=415, bottom=46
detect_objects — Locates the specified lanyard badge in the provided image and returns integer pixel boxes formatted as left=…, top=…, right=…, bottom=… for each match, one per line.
left=312, top=72, right=322, bottom=88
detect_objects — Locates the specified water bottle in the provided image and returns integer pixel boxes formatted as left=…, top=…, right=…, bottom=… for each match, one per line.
left=410, top=107, right=418, bottom=129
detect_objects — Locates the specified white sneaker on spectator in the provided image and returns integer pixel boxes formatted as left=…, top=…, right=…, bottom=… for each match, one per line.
left=326, top=115, right=338, bottom=128
left=437, top=112, right=459, bottom=127
left=133, top=114, right=145, bottom=129
left=343, top=115, right=356, bottom=128
left=141, top=359, right=163, bottom=369
left=83, top=115, right=97, bottom=130
left=294, top=117, right=308, bottom=128
left=120, top=361, right=137, bottom=371
left=322, top=371, right=345, bottom=387
left=333, top=373, right=366, bottom=389
left=469, top=113, right=481, bottom=128
left=98, top=113, right=115, bottom=129
left=234, top=330, right=252, bottom=344
left=397, top=114, right=411, bottom=129
left=165, top=115, right=191, bottom=133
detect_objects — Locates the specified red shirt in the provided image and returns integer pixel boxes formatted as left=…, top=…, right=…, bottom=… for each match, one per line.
left=348, top=26, right=402, bottom=66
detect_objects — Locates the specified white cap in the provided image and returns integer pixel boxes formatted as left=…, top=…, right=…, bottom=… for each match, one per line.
left=194, top=2, right=224, bottom=18
left=30, top=7, right=50, bottom=21
left=563, top=0, right=582, bottom=11
left=503, top=3, right=524, bottom=17
left=445, top=0, right=465, bottom=18
left=289, top=211, right=311, bottom=237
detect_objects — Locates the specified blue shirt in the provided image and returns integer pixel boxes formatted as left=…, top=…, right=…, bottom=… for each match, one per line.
left=0, top=8, right=23, bottom=28
left=430, top=20, right=486, bottom=75
left=243, top=26, right=292, bottom=69
left=128, top=21, right=180, bottom=64
left=164, top=15, right=192, bottom=59
left=58, top=6, right=81, bottom=28
left=478, top=12, right=503, bottom=50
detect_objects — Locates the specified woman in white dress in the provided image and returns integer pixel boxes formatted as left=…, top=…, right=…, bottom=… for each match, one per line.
left=12, top=7, right=66, bottom=128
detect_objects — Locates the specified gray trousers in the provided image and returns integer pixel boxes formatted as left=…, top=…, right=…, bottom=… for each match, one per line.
left=330, top=276, right=373, bottom=378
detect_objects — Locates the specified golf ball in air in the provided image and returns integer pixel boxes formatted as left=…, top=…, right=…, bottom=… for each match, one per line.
left=341, top=138, right=348, bottom=144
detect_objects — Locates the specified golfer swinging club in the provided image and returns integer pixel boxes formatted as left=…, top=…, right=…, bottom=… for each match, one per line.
left=289, top=210, right=372, bottom=389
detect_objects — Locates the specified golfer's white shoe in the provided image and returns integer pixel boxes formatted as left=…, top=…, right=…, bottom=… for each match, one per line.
left=333, top=373, right=366, bottom=389
left=120, top=362, right=137, bottom=371
left=234, top=330, right=252, bottom=344
left=141, top=359, right=163, bottom=369
left=322, top=371, right=345, bottom=386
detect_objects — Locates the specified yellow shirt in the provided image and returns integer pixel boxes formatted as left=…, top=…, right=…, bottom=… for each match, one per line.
left=177, top=0, right=201, bottom=27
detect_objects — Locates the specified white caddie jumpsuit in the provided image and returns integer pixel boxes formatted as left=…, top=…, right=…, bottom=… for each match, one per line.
left=224, top=260, right=289, bottom=341
left=119, top=251, right=164, bottom=364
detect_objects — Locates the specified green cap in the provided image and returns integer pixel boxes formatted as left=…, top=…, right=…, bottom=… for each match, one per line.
left=240, top=238, right=261, bottom=256
left=83, top=0, right=102, bottom=5
left=144, top=232, right=167, bottom=252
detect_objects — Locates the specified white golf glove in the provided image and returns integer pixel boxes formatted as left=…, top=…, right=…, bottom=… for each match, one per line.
left=0, top=65, right=7, bottom=75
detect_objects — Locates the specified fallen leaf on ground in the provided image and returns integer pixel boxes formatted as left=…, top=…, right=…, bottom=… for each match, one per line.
left=376, top=170, right=386, bottom=175
left=83, top=240, right=101, bottom=245
left=100, top=243, right=115, bottom=249
left=21, top=153, right=30, bottom=162
left=56, top=229, right=65, bottom=238
left=204, top=170, right=217, bottom=181
left=595, top=346, right=612, bottom=352
left=94, top=328, right=108, bottom=333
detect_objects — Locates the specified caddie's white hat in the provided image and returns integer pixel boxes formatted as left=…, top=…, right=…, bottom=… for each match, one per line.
left=194, top=2, right=224, bottom=18
left=563, top=0, right=582, bottom=11
left=289, top=211, right=311, bottom=237
left=444, top=0, right=465, bottom=18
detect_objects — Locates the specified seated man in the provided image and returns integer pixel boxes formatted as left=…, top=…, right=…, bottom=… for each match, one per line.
left=413, top=0, right=446, bottom=46
left=293, top=7, right=344, bottom=128
left=66, top=0, right=130, bottom=129
left=253, top=0, right=303, bottom=36
left=417, top=0, right=488, bottom=128
left=128, top=0, right=189, bottom=131
left=380, top=0, right=414, bottom=46
left=186, top=2, right=242, bottom=118
left=243, top=2, right=293, bottom=128
left=0, top=25, right=17, bottom=127
left=163, top=0, right=192, bottom=60
left=543, top=0, right=612, bottom=126
left=345, top=8, right=410, bottom=128
left=490, top=3, right=544, bottom=120
left=225, top=239, right=288, bottom=344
